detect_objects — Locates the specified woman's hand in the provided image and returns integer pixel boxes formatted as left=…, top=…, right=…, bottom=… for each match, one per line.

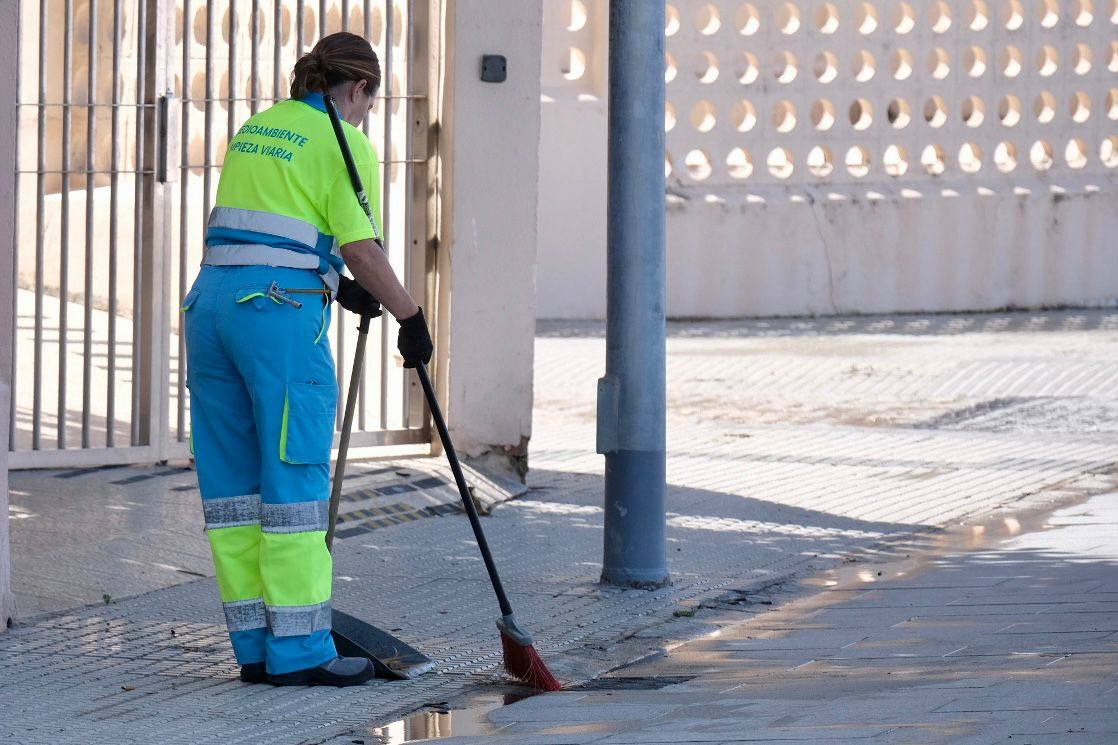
left=335, top=276, right=383, bottom=318
left=397, top=308, right=433, bottom=368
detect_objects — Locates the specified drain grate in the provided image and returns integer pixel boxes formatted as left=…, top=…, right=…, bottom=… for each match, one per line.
left=333, top=502, right=463, bottom=540
left=567, top=675, right=695, bottom=691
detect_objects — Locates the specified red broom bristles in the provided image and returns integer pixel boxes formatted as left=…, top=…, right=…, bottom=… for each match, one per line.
left=500, top=630, right=563, bottom=692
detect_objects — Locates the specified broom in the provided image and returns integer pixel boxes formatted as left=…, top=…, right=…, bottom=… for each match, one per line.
left=322, top=94, right=561, bottom=692
left=413, top=363, right=562, bottom=692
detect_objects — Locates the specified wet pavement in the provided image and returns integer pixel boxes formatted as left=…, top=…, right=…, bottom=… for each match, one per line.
left=366, top=492, right=1118, bottom=744
left=3, top=310, right=1118, bottom=744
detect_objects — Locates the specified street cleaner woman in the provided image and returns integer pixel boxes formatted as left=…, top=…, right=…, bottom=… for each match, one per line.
left=182, top=32, right=433, bottom=687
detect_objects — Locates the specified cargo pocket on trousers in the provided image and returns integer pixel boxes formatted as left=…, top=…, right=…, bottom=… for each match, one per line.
left=181, top=288, right=200, bottom=312
left=279, top=382, right=337, bottom=465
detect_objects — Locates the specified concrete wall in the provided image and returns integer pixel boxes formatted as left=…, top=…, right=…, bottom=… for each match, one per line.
left=438, top=0, right=543, bottom=471
left=535, top=1, right=609, bottom=319
left=536, top=97, right=609, bottom=319
left=0, top=0, right=18, bottom=630
left=537, top=0, right=1118, bottom=320
left=665, top=186, right=1118, bottom=317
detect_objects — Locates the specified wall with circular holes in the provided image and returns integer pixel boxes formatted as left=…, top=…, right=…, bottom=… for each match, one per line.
left=537, top=0, right=1118, bottom=318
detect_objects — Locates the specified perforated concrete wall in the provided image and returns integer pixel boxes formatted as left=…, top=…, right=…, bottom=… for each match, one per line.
left=537, top=1, right=1118, bottom=319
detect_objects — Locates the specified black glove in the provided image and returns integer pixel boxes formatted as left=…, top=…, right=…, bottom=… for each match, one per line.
left=398, top=307, right=433, bottom=369
left=335, top=276, right=383, bottom=319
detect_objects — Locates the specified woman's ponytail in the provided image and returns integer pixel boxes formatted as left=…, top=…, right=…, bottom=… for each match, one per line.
left=289, top=32, right=381, bottom=100
left=290, top=52, right=329, bottom=99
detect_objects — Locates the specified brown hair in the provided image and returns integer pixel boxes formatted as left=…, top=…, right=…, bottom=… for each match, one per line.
left=290, top=32, right=381, bottom=100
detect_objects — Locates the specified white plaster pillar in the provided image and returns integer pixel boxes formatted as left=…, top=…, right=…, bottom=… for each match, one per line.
left=436, top=0, right=543, bottom=476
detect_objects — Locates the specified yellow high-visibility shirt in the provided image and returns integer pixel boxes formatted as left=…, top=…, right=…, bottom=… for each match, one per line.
left=208, top=92, right=382, bottom=275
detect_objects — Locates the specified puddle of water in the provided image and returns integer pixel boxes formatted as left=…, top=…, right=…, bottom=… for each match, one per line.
left=366, top=692, right=531, bottom=744
left=801, top=499, right=1062, bottom=593
left=537, top=722, right=618, bottom=735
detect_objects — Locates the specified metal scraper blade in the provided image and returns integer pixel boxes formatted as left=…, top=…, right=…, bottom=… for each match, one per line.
left=330, top=608, right=436, bottom=680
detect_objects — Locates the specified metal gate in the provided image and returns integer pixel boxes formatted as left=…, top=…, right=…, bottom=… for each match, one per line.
left=9, top=0, right=436, bottom=468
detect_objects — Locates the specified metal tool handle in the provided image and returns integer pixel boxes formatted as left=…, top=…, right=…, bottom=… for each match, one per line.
left=327, top=314, right=372, bottom=551
left=415, top=362, right=515, bottom=618
left=322, top=92, right=382, bottom=550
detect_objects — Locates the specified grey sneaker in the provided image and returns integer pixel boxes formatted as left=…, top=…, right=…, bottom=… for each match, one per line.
left=268, top=656, right=376, bottom=687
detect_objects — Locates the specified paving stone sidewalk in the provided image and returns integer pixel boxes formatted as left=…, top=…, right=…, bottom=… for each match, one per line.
left=8, top=457, right=521, bottom=618
left=3, top=310, right=1118, bottom=744
left=405, top=491, right=1118, bottom=744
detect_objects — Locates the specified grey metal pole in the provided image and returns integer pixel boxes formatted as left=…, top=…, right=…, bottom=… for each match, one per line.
left=598, top=2, right=668, bottom=588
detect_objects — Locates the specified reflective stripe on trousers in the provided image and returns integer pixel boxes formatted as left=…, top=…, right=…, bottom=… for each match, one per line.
left=184, top=264, right=338, bottom=675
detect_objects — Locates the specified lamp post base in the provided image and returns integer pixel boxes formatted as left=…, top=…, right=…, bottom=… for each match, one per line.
left=601, top=449, right=669, bottom=588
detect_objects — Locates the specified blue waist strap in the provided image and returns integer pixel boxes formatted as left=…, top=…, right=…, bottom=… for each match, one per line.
left=201, top=245, right=340, bottom=294
left=203, top=207, right=342, bottom=294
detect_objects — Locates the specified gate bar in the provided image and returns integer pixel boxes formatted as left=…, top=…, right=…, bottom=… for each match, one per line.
left=32, top=0, right=47, bottom=450
left=82, top=0, right=99, bottom=448
left=176, top=0, right=192, bottom=442
left=273, top=0, right=282, bottom=101
left=250, top=0, right=260, bottom=116
left=402, top=0, right=413, bottom=428
left=379, top=0, right=394, bottom=431
left=59, top=0, right=74, bottom=448
left=107, top=0, right=123, bottom=447
left=201, top=0, right=213, bottom=270
left=131, top=0, right=147, bottom=445
left=356, top=0, right=375, bottom=431
left=296, top=0, right=305, bottom=56
left=333, top=0, right=348, bottom=429
left=227, top=0, right=238, bottom=144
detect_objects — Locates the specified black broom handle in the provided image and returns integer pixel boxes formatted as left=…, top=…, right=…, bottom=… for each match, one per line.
left=415, top=363, right=515, bottom=618
left=323, top=94, right=515, bottom=617
left=323, top=95, right=379, bottom=237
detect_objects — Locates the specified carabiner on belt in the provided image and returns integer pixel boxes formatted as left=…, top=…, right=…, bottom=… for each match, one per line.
left=265, top=281, right=304, bottom=309
left=266, top=281, right=333, bottom=309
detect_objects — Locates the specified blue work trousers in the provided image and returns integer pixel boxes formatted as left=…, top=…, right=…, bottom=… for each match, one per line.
left=183, top=264, right=339, bottom=675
